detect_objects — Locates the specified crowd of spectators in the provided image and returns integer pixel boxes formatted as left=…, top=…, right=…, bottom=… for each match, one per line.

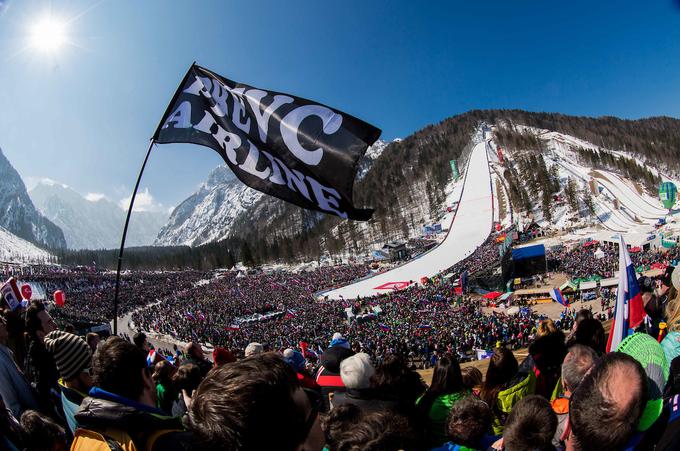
left=3, top=286, right=680, bottom=449
left=5, top=232, right=680, bottom=448
left=549, top=242, right=680, bottom=279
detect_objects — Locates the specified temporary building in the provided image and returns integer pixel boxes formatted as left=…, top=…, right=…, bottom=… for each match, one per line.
left=560, top=281, right=578, bottom=293
left=579, top=281, right=598, bottom=291
left=600, top=278, right=618, bottom=288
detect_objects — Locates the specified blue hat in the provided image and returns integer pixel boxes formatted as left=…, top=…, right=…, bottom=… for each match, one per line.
left=283, top=349, right=306, bottom=372
left=330, top=333, right=350, bottom=349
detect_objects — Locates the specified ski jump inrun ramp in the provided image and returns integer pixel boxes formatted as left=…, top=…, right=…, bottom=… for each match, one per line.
left=322, top=140, right=494, bottom=300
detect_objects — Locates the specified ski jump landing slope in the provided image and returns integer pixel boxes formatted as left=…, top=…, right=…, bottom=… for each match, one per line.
left=323, top=141, right=493, bottom=300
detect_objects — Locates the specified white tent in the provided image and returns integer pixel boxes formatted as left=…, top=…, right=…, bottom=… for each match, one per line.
left=600, top=278, right=618, bottom=287
left=594, top=248, right=605, bottom=259
left=579, top=281, right=598, bottom=290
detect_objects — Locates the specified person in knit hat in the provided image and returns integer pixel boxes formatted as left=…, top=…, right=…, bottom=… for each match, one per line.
left=330, top=332, right=351, bottom=349
left=283, top=348, right=318, bottom=390
left=43, top=330, right=93, bottom=434
left=244, top=342, right=263, bottom=357
left=316, top=333, right=355, bottom=409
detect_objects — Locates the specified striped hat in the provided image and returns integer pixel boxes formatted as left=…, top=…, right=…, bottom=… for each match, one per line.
left=44, top=330, right=92, bottom=381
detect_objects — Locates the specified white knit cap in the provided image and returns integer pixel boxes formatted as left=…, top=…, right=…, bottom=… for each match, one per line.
left=340, top=352, right=374, bottom=390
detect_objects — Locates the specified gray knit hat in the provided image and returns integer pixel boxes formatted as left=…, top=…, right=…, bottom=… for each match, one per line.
left=44, top=330, right=92, bottom=381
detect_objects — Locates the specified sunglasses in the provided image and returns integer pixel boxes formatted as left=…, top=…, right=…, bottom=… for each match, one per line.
left=302, top=388, right=322, bottom=436
left=82, top=367, right=93, bottom=376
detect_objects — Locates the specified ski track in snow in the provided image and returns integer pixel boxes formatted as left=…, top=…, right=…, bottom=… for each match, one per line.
left=322, top=140, right=493, bottom=300
left=540, top=129, right=668, bottom=232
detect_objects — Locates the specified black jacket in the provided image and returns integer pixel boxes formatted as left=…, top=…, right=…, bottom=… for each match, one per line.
left=24, top=336, right=59, bottom=409
left=331, top=388, right=398, bottom=412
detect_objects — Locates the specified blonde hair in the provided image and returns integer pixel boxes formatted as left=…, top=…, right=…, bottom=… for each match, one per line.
left=537, top=319, right=558, bottom=337
left=665, top=290, right=680, bottom=332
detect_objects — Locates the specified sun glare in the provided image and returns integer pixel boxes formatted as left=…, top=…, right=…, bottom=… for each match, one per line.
left=29, top=15, right=68, bottom=53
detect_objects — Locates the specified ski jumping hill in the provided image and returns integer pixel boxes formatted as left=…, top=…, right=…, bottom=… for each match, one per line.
left=322, top=139, right=494, bottom=300
left=521, top=128, right=675, bottom=233
left=324, top=121, right=678, bottom=300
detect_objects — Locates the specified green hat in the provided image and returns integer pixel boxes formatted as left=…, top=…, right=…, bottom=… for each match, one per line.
left=617, top=333, right=669, bottom=431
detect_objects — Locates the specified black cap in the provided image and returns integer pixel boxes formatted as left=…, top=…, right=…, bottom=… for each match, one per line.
left=659, top=266, right=675, bottom=288
left=639, top=276, right=655, bottom=294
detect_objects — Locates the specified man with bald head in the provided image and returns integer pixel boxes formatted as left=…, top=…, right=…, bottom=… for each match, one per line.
left=566, top=352, right=648, bottom=451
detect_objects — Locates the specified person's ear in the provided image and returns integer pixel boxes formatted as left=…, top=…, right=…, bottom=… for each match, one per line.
left=142, top=367, right=154, bottom=391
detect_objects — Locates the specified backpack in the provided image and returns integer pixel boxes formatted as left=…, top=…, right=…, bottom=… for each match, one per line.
left=70, top=427, right=179, bottom=451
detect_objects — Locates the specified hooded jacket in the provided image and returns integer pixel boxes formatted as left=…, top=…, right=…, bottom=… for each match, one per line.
left=491, top=360, right=536, bottom=435
left=74, top=387, right=192, bottom=451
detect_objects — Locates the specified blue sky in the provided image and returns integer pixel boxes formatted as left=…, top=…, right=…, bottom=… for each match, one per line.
left=0, top=0, right=679, bottom=211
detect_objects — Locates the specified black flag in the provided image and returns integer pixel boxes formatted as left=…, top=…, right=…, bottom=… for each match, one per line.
left=153, top=64, right=380, bottom=220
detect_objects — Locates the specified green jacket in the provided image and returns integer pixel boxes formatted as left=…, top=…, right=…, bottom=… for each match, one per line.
left=491, top=371, right=536, bottom=435
left=418, top=391, right=470, bottom=447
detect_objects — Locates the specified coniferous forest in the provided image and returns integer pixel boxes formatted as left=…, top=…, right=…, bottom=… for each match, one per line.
left=59, top=110, right=680, bottom=269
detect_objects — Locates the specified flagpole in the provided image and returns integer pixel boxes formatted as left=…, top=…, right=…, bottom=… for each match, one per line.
left=112, top=140, right=155, bottom=335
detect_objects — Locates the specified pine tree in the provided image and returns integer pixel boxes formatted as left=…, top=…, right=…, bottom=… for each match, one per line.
left=549, top=165, right=561, bottom=194
left=565, top=177, right=579, bottom=211
left=582, top=188, right=595, bottom=216
left=542, top=188, right=552, bottom=222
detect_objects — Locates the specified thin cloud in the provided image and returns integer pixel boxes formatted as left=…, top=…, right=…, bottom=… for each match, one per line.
left=85, top=192, right=107, bottom=202
left=118, top=187, right=166, bottom=213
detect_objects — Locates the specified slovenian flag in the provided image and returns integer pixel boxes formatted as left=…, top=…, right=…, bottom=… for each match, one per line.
left=225, top=324, right=240, bottom=331
left=379, top=323, right=391, bottom=331
left=418, top=324, right=432, bottom=330
left=186, top=312, right=196, bottom=321
left=606, top=235, right=646, bottom=352
left=147, top=349, right=161, bottom=366
left=550, top=288, right=568, bottom=306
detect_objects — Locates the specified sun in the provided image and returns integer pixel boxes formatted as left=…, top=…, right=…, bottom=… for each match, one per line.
left=29, top=15, right=68, bottom=53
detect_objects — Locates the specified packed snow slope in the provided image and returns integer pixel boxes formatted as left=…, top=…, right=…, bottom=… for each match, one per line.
left=528, top=129, right=673, bottom=233
left=0, top=226, right=53, bottom=264
left=323, top=140, right=493, bottom=300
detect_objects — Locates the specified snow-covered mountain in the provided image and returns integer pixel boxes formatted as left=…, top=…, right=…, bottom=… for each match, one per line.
left=155, top=139, right=393, bottom=247
left=0, top=147, right=66, bottom=249
left=30, top=182, right=168, bottom=250
left=0, top=226, right=53, bottom=264
left=357, top=139, right=394, bottom=180
left=154, top=165, right=263, bottom=246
